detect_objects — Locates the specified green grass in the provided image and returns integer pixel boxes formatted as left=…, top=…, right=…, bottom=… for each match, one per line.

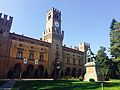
left=12, top=79, right=120, bottom=90
left=109, top=79, right=120, bottom=82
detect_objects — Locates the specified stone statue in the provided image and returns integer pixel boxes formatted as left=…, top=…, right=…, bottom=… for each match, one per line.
left=86, top=48, right=96, bottom=62
left=84, top=47, right=104, bottom=81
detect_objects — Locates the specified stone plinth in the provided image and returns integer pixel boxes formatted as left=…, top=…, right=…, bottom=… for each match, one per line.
left=84, top=62, right=104, bottom=81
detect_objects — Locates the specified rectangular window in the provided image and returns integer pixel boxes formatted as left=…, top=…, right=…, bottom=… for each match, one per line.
left=78, top=59, right=81, bottom=65
left=29, top=51, right=34, bottom=60
left=16, top=49, right=23, bottom=59
left=73, top=58, right=76, bottom=65
left=39, top=52, right=44, bottom=62
left=67, top=57, right=70, bottom=64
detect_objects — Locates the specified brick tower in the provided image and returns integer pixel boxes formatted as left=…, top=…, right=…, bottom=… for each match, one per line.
left=0, top=13, right=13, bottom=78
left=43, top=7, right=64, bottom=77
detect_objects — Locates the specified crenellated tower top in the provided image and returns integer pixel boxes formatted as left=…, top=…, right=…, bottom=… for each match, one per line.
left=43, top=7, right=64, bottom=43
left=46, top=7, right=61, bottom=15
left=0, top=13, right=13, bottom=33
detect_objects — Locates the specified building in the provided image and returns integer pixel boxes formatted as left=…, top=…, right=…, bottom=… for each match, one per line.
left=0, top=8, right=90, bottom=79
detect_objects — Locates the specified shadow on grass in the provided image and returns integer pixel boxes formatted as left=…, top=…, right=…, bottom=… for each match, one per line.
left=13, top=80, right=120, bottom=90
left=103, top=82, right=120, bottom=88
left=0, top=80, right=7, bottom=86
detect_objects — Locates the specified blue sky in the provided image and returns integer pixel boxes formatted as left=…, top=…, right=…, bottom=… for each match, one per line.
left=0, top=0, right=120, bottom=54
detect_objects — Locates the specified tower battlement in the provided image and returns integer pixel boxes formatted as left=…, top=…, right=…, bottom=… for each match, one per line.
left=47, top=7, right=61, bottom=14
left=43, top=29, right=64, bottom=37
left=79, top=42, right=90, bottom=52
left=44, top=7, right=63, bottom=43
left=0, top=13, right=13, bottom=33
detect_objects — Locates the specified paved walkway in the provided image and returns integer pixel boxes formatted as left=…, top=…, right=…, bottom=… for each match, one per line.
left=0, top=80, right=16, bottom=90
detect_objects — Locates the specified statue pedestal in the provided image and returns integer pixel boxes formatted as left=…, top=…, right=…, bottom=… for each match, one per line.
left=84, top=62, right=104, bottom=81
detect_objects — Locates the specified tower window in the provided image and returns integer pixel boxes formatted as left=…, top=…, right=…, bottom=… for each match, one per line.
left=49, top=28, right=50, bottom=32
left=56, top=44, right=59, bottom=49
left=56, top=16, right=58, bottom=19
left=48, top=14, right=51, bottom=20
left=54, top=14, right=58, bottom=19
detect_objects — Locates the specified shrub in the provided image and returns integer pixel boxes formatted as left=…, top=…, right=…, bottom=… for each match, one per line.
left=79, top=76, right=83, bottom=81
left=105, top=78, right=109, bottom=81
left=65, top=76, right=70, bottom=80
left=89, top=78, right=95, bottom=82
left=71, top=77, right=74, bottom=80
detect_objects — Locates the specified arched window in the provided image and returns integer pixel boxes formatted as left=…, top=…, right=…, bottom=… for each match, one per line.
left=48, top=14, right=51, bottom=20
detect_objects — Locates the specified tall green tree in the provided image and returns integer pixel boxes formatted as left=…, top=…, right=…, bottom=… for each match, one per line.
left=110, top=19, right=120, bottom=61
left=96, top=46, right=110, bottom=79
left=109, top=19, right=120, bottom=78
left=110, top=18, right=117, bottom=30
left=96, top=46, right=109, bottom=65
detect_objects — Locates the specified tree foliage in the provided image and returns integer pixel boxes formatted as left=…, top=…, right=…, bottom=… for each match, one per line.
left=110, top=19, right=120, bottom=61
left=110, top=18, right=117, bottom=30
left=96, top=46, right=109, bottom=65
left=109, top=19, right=120, bottom=78
left=101, top=66, right=109, bottom=79
left=96, top=46, right=110, bottom=79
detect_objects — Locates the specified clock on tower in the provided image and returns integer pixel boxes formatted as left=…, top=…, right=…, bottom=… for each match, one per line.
left=54, top=21, right=59, bottom=28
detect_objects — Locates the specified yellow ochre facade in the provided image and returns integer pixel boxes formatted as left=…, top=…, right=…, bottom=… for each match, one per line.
left=0, top=8, right=90, bottom=78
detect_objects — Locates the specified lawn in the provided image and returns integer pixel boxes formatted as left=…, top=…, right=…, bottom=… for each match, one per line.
left=13, top=79, right=120, bottom=90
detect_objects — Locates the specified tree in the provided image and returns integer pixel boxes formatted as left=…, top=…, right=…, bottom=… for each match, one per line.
left=101, top=66, right=109, bottom=80
left=110, top=20, right=120, bottom=61
left=110, top=18, right=117, bottom=30
left=96, top=46, right=110, bottom=79
left=109, top=19, right=120, bottom=78
left=96, top=46, right=109, bottom=64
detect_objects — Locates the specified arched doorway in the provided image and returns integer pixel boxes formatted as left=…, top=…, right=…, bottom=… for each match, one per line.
left=51, top=69, right=59, bottom=78
left=26, top=64, right=34, bottom=78
left=44, top=69, right=48, bottom=78
left=51, top=70, right=55, bottom=78
left=65, top=67, right=71, bottom=77
left=12, top=63, right=22, bottom=78
left=77, top=68, right=82, bottom=77
left=34, top=65, right=44, bottom=78
left=60, top=70, right=64, bottom=78
left=71, top=68, right=76, bottom=77
left=7, top=68, right=13, bottom=78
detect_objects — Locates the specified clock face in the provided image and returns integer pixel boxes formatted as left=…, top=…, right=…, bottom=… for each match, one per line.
left=54, top=21, right=59, bottom=27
